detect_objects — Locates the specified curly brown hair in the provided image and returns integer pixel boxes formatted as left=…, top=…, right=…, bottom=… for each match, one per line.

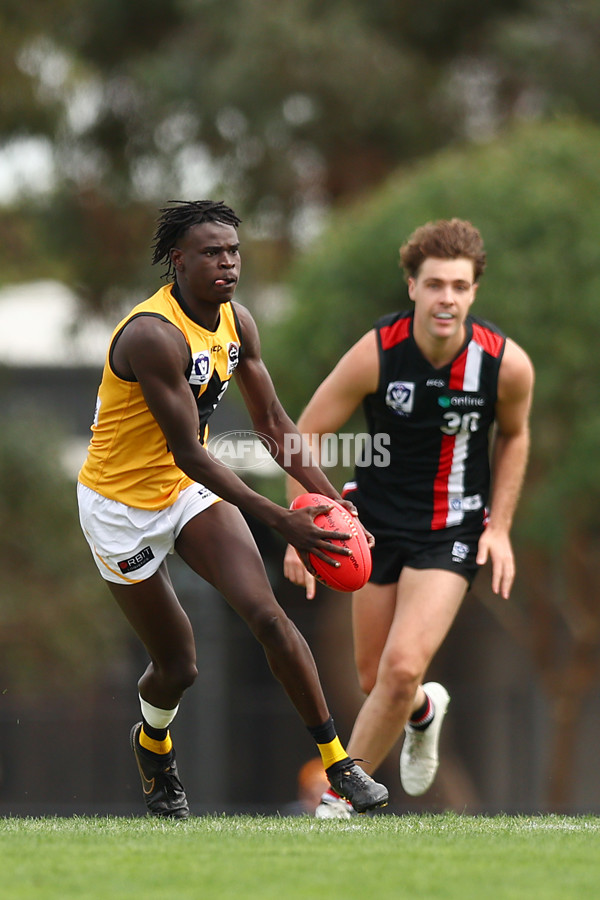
left=399, top=218, right=487, bottom=282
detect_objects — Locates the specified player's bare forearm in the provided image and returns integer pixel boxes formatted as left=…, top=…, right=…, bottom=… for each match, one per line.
left=489, top=338, right=534, bottom=534
left=487, top=427, right=530, bottom=534
left=284, top=428, right=326, bottom=504
left=173, top=440, right=287, bottom=527
left=173, top=441, right=350, bottom=556
left=245, top=396, right=343, bottom=503
left=477, top=427, right=530, bottom=599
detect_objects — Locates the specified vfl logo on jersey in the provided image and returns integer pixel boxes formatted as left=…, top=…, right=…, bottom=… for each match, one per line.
left=385, top=381, right=415, bottom=416
left=189, top=351, right=212, bottom=385
left=449, top=494, right=483, bottom=512
left=227, top=341, right=240, bottom=375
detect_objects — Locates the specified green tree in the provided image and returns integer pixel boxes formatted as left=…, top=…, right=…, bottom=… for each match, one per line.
left=2, top=0, right=598, bottom=309
left=266, top=118, right=600, bottom=808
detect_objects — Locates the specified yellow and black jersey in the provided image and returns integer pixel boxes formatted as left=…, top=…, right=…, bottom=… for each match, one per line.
left=78, top=282, right=242, bottom=509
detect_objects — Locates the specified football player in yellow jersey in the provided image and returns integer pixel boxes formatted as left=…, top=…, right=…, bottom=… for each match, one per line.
left=77, top=200, right=388, bottom=818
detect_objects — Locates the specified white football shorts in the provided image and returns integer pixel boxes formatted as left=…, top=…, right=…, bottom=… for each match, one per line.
left=77, top=481, right=221, bottom=584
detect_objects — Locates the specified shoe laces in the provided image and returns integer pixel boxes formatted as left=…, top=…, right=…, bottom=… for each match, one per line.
left=340, top=759, right=373, bottom=785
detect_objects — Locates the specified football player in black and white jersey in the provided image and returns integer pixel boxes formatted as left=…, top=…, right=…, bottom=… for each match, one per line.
left=285, top=218, right=534, bottom=817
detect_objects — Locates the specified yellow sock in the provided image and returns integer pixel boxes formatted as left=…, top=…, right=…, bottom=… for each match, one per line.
left=317, top=735, right=348, bottom=770
left=139, top=726, right=172, bottom=755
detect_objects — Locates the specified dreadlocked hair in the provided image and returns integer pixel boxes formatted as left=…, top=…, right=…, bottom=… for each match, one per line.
left=151, top=200, right=242, bottom=281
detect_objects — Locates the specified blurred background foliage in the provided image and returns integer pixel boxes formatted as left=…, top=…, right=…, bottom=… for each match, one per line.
left=2, top=0, right=600, bottom=306
left=1, top=0, right=600, bottom=805
left=0, top=414, right=127, bottom=696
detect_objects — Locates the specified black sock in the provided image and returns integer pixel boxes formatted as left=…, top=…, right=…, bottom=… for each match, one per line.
left=409, top=694, right=435, bottom=731
left=325, top=757, right=354, bottom=778
left=142, top=717, right=169, bottom=743
left=307, top=716, right=337, bottom=745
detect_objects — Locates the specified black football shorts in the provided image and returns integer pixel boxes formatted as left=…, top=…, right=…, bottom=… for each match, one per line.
left=367, top=522, right=484, bottom=587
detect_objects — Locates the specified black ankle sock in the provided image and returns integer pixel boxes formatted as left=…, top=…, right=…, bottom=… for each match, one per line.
left=307, top=716, right=337, bottom=745
left=409, top=695, right=434, bottom=731
left=325, top=757, right=353, bottom=777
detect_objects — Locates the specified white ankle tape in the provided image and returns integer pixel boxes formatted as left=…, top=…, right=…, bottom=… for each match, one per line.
left=139, top=695, right=179, bottom=730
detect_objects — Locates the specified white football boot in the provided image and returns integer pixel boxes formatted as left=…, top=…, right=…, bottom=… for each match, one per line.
left=400, top=682, right=450, bottom=796
left=314, top=790, right=356, bottom=819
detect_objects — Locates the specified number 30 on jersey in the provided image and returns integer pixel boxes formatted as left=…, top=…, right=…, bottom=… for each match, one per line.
left=441, top=411, right=481, bottom=436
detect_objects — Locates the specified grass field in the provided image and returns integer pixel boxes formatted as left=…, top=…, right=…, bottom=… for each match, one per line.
left=1, top=812, right=599, bottom=899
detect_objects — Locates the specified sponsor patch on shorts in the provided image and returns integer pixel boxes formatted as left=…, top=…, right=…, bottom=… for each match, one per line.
left=117, top=546, right=155, bottom=574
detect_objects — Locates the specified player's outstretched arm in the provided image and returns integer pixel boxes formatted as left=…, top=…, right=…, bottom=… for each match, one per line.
left=233, top=302, right=360, bottom=499
left=279, top=330, right=379, bottom=597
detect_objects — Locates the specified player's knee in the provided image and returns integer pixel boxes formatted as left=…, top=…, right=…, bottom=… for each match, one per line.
left=378, top=656, right=421, bottom=702
left=179, top=661, right=198, bottom=691
left=162, top=658, right=198, bottom=693
left=356, top=660, right=378, bottom=695
left=250, top=609, right=292, bottom=650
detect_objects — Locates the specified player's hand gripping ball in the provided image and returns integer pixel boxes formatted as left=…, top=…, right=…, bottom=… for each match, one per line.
left=290, top=493, right=372, bottom=592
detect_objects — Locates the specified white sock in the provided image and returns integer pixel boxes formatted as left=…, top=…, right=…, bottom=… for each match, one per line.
left=139, top=695, right=179, bottom=730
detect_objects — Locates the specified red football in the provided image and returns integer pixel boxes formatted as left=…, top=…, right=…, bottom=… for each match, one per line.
left=290, top=493, right=372, bottom=592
